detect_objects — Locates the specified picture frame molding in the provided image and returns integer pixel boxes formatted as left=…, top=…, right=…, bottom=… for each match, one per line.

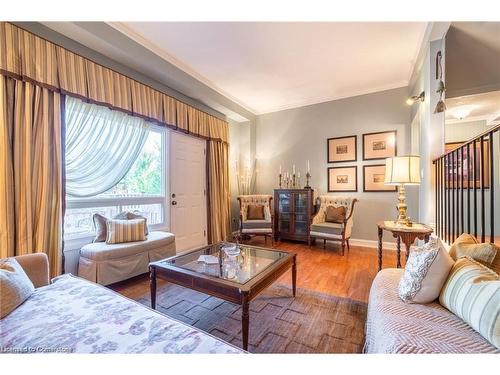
left=327, top=166, right=358, bottom=192
left=362, top=130, right=397, bottom=161
left=362, top=164, right=397, bottom=192
left=327, top=135, right=358, bottom=163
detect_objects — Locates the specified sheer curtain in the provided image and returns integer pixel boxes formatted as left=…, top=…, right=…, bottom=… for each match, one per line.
left=65, top=97, right=149, bottom=197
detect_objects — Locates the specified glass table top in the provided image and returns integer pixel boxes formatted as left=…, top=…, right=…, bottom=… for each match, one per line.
left=158, top=243, right=289, bottom=285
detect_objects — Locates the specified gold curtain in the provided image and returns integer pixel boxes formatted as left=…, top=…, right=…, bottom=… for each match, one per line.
left=0, top=22, right=230, bottom=143
left=207, top=140, right=231, bottom=243
left=0, top=75, right=63, bottom=276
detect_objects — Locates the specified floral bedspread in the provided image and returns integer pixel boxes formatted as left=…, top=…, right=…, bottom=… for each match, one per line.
left=0, top=274, right=242, bottom=354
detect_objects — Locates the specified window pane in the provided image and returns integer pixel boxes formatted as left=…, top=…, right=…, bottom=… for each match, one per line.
left=64, top=204, right=164, bottom=238
left=97, top=130, right=163, bottom=198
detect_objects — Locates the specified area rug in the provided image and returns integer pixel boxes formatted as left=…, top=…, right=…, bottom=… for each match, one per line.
left=136, top=283, right=367, bottom=353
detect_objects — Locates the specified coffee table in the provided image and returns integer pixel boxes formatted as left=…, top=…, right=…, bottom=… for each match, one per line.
left=149, top=242, right=297, bottom=351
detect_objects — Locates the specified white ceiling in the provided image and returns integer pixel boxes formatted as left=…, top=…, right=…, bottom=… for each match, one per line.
left=446, top=90, right=500, bottom=125
left=110, top=22, right=428, bottom=114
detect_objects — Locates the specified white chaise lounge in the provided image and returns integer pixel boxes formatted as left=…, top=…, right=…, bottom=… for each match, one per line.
left=78, top=231, right=175, bottom=285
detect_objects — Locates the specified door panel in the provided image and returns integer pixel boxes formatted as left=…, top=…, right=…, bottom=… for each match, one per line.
left=170, top=132, right=207, bottom=252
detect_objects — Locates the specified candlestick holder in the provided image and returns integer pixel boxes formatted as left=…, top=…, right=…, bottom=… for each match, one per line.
left=278, top=173, right=282, bottom=188
left=305, top=172, right=311, bottom=189
left=292, top=173, right=296, bottom=188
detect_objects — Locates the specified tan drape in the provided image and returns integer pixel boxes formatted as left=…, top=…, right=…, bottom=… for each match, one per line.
left=0, top=21, right=231, bottom=250
left=0, top=75, right=63, bottom=276
left=207, top=140, right=231, bottom=243
left=0, top=22, right=229, bottom=143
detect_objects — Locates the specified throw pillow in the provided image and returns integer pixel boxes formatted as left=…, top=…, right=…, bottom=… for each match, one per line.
left=439, top=257, right=499, bottom=349
left=106, top=218, right=147, bottom=244
left=115, top=211, right=149, bottom=236
left=93, top=213, right=108, bottom=242
left=449, top=233, right=498, bottom=266
left=398, top=237, right=454, bottom=304
left=93, top=211, right=149, bottom=242
left=325, top=205, right=346, bottom=223
left=247, top=204, right=265, bottom=220
left=0, top=258, right=35, bottom=318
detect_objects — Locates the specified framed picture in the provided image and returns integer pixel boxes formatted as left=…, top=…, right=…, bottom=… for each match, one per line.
left=327, top=135, right=357, bottom=163
left=363, top=164, right=397, bottom=192
left=328, top=166, right=358, bottom=192
left=444, top=141, right=490, bottom=189
left=362, top=130, right=397, bottom=160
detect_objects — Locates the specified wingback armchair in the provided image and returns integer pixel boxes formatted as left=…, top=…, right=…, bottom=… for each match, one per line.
left=309, top=196, right=358, bottom=255
left=237, top=195, right=273, bottom=244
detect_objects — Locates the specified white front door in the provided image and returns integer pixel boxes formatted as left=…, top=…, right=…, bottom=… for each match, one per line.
left=169, top=131, right=207, bottom=252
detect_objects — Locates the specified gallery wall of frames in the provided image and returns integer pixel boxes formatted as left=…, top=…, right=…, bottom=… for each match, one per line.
left=327, top=130, right=397, bottom=192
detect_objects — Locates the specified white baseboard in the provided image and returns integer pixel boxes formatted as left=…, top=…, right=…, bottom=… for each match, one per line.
left=232, top=230, right=397, bottom=251
left=347, top=238, right=397, bottom=250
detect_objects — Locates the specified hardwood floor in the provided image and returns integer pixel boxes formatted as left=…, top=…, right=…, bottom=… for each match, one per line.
left=111, top=238, right=400, bottom=303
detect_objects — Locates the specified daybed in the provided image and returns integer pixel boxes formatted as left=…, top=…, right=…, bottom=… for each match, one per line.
left=78, top=231, right=176, bottom=285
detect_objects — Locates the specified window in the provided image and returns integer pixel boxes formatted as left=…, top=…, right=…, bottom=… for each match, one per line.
left=64, top=98, right=168, bottom=241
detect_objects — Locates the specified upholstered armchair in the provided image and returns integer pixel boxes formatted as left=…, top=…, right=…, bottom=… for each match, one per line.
left=309, top=195, right=358, bottom=255
left=237, top=195, right=273, bottom=244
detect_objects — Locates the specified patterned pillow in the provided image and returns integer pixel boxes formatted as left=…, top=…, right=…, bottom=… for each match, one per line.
left=106, top=219, right=146, bottom=244
left=398, top=237, right=454, bottom=304
left=439, top=257, right=499, bottom=349
left=449, top=233, right=498, bottom=266
left=0, top=258, right=35, bottom=318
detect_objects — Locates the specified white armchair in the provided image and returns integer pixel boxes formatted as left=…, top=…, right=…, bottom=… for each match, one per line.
left=237, top=195, right=273, bottom=244
left=309, top=195, right=358, bottom=255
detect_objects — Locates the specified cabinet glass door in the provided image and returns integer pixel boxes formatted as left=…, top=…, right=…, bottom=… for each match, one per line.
left=278, top=193, right=292, bottom=233
left=294, top=192, right=309, bottom=235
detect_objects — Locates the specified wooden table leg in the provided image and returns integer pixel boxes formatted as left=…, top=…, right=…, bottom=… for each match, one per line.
left=241, top=294, right=250, bottom=351
left=396, top=236, right=402, bottom=268
left=404, top=242, right=411, bottom=262
left=150, top=266, right=157, bottom=310
left=292, top=256, right=297, bottom=297
left=377, top=227, right=383, bottom=271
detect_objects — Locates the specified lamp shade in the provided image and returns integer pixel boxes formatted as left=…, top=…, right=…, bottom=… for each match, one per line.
left=384, top=156, right=421, bottom=185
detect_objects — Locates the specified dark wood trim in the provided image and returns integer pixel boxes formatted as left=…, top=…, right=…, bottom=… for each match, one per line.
left=327, top=166, right=358, bottom=192
left=327, top=135, right=357, bottom=163
left=489, top=131, right=495, bottom=243
left=480, top=135, right=486, bottom=242
left=362, top=164, right=397, bottom=192
left=362, top=130, right=397, bottom=161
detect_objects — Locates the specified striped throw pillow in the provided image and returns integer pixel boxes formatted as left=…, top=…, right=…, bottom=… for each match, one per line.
left=439, top=257, right=500, bottom=349
left=106, top=219, right=146, bottom=244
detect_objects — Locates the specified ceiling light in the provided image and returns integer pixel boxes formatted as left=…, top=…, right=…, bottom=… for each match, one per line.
left=406, top=91, right=425, bottom=105
left=449, top=105, right=476, bottom=120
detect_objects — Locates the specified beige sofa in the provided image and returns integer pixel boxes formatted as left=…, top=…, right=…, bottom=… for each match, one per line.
left=78, top=231, right=175, bottom=285
left=1, top=253, right=242, bottom=354
left=365, top=268, right=499, bottom=353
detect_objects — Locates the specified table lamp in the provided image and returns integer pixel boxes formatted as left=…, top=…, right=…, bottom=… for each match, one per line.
left=384, top=156, right=421, bottom=226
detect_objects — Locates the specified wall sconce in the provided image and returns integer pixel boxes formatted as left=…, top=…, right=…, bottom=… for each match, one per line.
left=434, top=50, right=446, bottom=113
left=406, top=91, right=425, bottom=105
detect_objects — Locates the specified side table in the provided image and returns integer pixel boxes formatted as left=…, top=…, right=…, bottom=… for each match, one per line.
left=377, top=221, right=433, bottom=271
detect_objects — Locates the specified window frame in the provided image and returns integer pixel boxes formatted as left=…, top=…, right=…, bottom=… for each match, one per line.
left=64, top=124, right=170, bottom=247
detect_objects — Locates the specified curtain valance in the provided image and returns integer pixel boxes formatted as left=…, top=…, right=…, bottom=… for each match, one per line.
left=0, top=22, right=229, bottom=143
